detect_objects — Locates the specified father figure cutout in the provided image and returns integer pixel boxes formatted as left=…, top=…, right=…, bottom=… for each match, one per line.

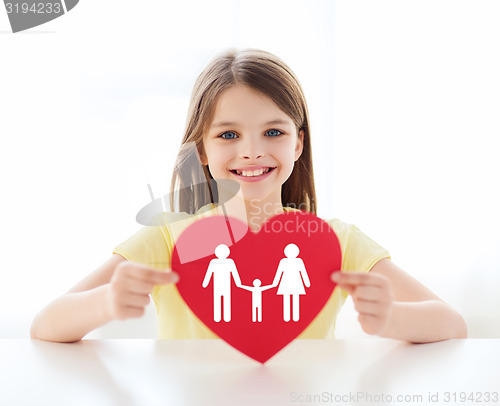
left=202, top=244, right=242, bottom=322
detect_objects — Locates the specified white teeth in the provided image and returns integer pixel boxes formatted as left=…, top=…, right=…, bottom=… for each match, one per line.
left=235, top=168, right=270, bottom=177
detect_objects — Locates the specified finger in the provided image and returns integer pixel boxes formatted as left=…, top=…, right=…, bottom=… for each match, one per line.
left=331, top=271, right=384, bottom=287
left=357, top=313, right=381, bottom=335
left=353, top=299, right=383, bottom=317
left=122, top=292, right=151, bottom=308
left=125, top=279, right=156, bottom=295
left=131, top=267, right=179, bottom=285
left=122, top=306, right=146, bottom=319
left=156, top=270, right=179, bottom=285
left=352, top=285, right=384, bottom=303
left=335, top=282, right=356, bottom=294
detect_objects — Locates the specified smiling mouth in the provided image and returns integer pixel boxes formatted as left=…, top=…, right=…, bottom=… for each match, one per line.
left=230, top=167, right=275, bottom=177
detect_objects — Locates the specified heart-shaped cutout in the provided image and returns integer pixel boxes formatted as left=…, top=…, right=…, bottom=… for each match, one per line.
left=172, top=211, right=341, bottom=363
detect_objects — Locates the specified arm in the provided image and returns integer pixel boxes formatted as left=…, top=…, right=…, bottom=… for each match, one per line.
left=230, top=259, right=242, bottom=287
left=30, top=254, right=178, bottom=343
left=202, top=263, right=214, bottom=288
left=331, top=258, right=467, bottom=343
left=260, top=285, right=275, bottom=292
left=271, top=260, right=284, bottom=287
left=299, top=259, right=311, bottom=288
left=238, top=285, right=253, bottom=292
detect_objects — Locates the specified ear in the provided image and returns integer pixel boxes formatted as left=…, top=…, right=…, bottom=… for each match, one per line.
left=294, top=129, right=304, bottom=161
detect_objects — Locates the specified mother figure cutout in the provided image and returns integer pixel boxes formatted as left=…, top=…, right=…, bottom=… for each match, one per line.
left=272, top=243, right=311, bottom=322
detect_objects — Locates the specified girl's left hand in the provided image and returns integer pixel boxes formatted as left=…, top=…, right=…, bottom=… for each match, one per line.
left=331, top=271, right=394, bottom=336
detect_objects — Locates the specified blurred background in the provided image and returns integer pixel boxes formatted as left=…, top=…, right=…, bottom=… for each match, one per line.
left=1, top=0, right=499, bottom=340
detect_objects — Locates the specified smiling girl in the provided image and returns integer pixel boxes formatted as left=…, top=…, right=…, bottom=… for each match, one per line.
left=31, top=48, right=467, bottom=343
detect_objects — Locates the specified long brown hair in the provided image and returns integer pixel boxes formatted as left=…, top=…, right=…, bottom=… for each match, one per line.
left=170, top=48, right=316, bottom=214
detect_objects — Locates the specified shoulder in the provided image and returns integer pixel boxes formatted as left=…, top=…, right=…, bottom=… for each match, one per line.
left=322, top=217, right=385, bottom=251
left=325, top=218, right=390, bottom=272
left=323, top=218, right=355, bottom=237
left=282, top=208, right=354, bottom=241
left=113, top=207, right=211, bottom=264
left=287, top=211, right=390, bottom=272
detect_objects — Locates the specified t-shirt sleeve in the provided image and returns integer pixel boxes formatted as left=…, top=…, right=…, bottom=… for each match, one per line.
left=327, top=219, right=390, bottom=273
left=112, top=225, right=172, bottom=270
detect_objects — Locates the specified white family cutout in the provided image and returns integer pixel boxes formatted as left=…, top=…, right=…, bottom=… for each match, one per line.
left=202, top=243, right=311, bottom=323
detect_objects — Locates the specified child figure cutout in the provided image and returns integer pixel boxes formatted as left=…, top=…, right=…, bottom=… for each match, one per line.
left=202, top=244, right=242, bottom=322
left=272, top=243, right=311, bottom=322
left=238, top=279, right=274, bottom=322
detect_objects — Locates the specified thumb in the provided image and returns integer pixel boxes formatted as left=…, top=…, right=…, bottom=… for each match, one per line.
left=157, top=270, right=180, bottom=284
left=331, top=272, right=355, bottom=294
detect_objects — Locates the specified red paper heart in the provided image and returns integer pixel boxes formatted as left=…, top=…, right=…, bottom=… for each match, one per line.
left=172, top=211, right=341, bottom=363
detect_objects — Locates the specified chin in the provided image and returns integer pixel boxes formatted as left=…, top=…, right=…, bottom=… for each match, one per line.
left=240, top=188, right=277, bottom=204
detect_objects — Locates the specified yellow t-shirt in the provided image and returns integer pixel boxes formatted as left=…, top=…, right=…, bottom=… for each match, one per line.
left=113, top=207, right=390, bottom=339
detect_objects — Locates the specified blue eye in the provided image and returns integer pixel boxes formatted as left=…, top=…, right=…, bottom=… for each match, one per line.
left=266, top=129, right=283, bottom=137
left=220, top=131, right=238, bottom=139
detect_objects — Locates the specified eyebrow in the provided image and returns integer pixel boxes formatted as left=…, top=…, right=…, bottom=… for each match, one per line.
left=210, top=119, right=290, bottom=129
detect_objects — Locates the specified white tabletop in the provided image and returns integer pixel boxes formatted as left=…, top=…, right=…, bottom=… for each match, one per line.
left=1, top=339, right=499, bottom=406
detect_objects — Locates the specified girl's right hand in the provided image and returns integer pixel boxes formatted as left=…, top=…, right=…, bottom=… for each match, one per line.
left=106, top=261, right=179, bottom=320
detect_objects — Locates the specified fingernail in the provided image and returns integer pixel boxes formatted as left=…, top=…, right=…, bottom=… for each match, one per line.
left=331, top=272, right=340, bottom=282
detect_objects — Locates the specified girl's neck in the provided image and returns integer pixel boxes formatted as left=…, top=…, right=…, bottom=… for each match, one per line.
left=216, top=193, right=284, bottom=232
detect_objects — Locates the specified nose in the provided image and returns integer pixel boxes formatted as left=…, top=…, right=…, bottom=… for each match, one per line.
left=239, top=136, right=264, bottom=160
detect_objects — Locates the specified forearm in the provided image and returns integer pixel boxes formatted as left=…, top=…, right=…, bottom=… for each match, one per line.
left=30, top=285, right=112, bottom=343
left=380, top=300, right=468, bottom=343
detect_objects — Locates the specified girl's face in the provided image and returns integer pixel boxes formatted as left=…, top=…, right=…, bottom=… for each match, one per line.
left=202, top=84, right=303, bottom=203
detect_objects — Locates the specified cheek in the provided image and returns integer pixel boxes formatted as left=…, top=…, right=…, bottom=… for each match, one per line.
left=205, top=148, right=231, bottom=172
left=275, top=144, right=298, bottom=168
